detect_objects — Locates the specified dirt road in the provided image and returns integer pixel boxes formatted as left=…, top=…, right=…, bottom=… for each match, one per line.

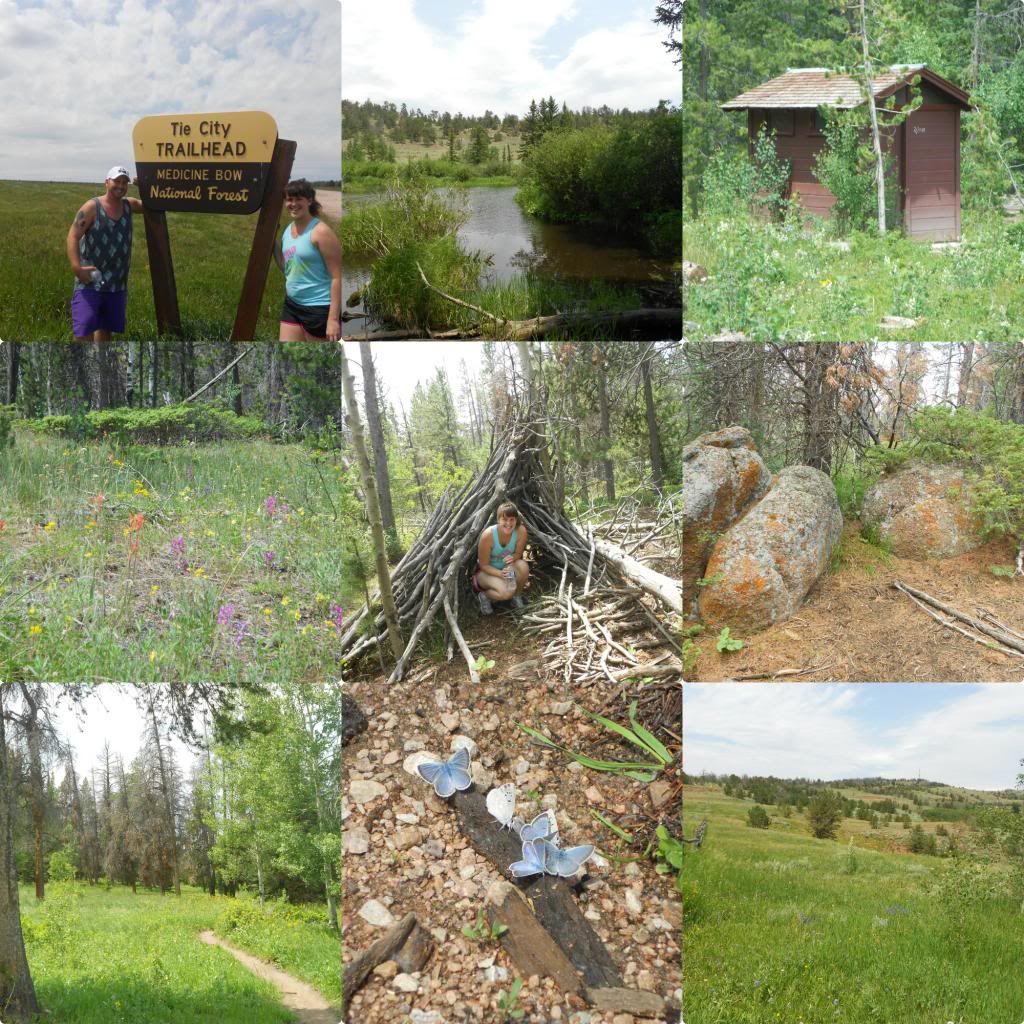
left=199, top=930, right=338, bottom=1024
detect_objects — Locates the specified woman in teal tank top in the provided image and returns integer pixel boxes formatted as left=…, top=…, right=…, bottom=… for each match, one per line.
left=474, top=500, right=530, bottom=615
left=273, top=179, right=342, bottom=341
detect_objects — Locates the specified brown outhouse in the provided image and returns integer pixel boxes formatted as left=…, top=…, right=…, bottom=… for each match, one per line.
left=722, top=65, right=971, bottom=241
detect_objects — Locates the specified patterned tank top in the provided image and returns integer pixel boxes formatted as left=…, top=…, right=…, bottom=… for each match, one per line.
left=75, top=198, right=132, bottom=293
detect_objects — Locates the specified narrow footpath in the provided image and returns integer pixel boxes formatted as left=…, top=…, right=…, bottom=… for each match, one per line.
left=198, top=930, right=339, bottom=1024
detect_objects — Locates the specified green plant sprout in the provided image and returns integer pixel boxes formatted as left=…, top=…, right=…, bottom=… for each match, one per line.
left=461, top=909, right=508, bottom=942
left=497, top=976, right=525, bottom=1020
left=473, top=654, right=496, bottom=675
left=715, top=627, right=744, bottom=652
left=516, top=699, right=673, bottom=782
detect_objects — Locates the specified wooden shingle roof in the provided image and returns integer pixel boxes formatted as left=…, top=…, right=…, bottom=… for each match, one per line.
left=722, top=65, right=970, bottom=110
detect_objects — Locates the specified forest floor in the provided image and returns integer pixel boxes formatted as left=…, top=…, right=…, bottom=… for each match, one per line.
left=19, top=884, right=338, bottom=1024
left=0, top=432, right=365, bottom=683
left=688, top=523, right=1023, bottom=682
left=341, top=590, right=681, bottom=1023
left=682, top=784, right=1024, bottom=1023
left=199, top=931, right=338, bottom=1024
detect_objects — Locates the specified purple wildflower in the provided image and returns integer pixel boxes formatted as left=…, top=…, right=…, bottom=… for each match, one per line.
left=264, top=550, right=276, bottom=567
left=171, top=535, right=186, bottom=556
left=232, top=620, right=249, bottom=647
left=265, top=496, right=277, bottom=516
left=331, top=603, right=345, bottom=634
left=217, top=604, right=235, bottom=627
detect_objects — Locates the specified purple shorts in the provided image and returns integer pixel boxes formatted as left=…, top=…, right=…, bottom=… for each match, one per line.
left=71, top=288, right=127, bottom=337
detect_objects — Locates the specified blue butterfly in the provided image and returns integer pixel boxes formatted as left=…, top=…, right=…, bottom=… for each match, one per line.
left=415, top=747, right=472, bottom=798
left=541, top=839, right=595, bottom=878
left=517, top=810, right=559, bottom=845
left=508, top=839, right=547, bottom=879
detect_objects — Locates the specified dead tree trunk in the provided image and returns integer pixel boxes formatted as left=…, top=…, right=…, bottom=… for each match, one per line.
left=0, top=690, right=41, bottom=1022
left=5, top=342, right=19, bottom=405
left=147, top=702, right=181, bottom=897
left=640, top=344, right=665, bottom=491
left=340, top=342, right=404, bottom=660
left=596, top=348, right=616, bottom=502
left=592, top=537, right=682, bottom=614
left=358, top=341, right=398, bottom=552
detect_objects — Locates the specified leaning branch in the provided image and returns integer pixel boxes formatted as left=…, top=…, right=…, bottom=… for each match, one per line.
left=182, top=347, right=253, bottom=404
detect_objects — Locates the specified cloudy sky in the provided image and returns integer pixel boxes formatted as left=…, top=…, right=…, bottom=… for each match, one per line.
left=342, top=0, right=681, bottom=116
left=685, top=683, right=1024, bottom=792
left=0, top=0, right=340, bottom=182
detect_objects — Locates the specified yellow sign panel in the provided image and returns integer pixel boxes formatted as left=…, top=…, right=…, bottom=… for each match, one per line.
left=132, top=111, right=279, bottom=213
left=133, top=111, right=277, bottom=163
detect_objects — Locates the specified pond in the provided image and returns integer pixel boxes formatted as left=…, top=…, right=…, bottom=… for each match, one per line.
left=341, top=186, right=677, bottom=330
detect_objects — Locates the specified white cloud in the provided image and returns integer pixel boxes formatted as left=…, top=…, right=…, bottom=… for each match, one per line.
left=0, top=0, right=340, bottom=182
left=341, top=1, right=679, bottom=115
left=685, top=683, right=1024, bottom=792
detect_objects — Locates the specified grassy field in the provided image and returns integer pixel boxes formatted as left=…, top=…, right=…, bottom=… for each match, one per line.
left=684, top=784, right=1024, bottom=1022
left=0, top=431, right=367, bottom=683
left=683, top=207, right=1024, bottom=340
left=0, top=180, right=301, bottom=341
left=20, top=883, right=339, bottom=1023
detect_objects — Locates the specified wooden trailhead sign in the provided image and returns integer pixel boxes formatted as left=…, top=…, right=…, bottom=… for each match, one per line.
left=130, top=110, right=296, bottom=340
left=133, top=111, right=278, bottom=214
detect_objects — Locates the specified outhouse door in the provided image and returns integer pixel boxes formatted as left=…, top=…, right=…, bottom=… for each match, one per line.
left=903, top=106, right=960, bottom=241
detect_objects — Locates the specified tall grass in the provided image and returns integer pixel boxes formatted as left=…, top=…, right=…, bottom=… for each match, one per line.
left=0, top=181, right=295, bottom=340
left=684, top=786, right=1024, bottom=1022
left=20, top=882, right=338, bottom=1023
left=0, top=432, right=367, bottom=682
left=683, top=206, right=1024, bottom=340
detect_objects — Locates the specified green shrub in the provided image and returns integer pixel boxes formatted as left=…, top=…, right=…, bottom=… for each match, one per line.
left=23, top=404, right=266, bottom=444
left=747, top=804, right=770, bottom=829
left=813, top=108, right=885, bottom=235
left=0, top=403, right=16, bottom=448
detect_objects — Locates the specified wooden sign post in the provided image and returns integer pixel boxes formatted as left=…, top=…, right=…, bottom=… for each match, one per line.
left=131, top=111, right=295, bottom=339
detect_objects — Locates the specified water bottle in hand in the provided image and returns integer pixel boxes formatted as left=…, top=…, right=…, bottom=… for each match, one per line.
left=90, top=269, right=102, bottom=287
left=505, top=568, right=516, bottom=592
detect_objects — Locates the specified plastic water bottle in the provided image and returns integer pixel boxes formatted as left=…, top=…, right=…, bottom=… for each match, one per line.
left=505, top=568, right=516, bottom=593
left=90, top=269, right=102, bottom=287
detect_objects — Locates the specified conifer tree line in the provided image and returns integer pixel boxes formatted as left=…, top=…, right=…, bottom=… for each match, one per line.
left=3, top=684, right=340, bottom=922
left=1, top=342, right=341, bottom=431
left=683, top=341, right=1024, bottom=473
left=352, top=342, right=682, bottom=543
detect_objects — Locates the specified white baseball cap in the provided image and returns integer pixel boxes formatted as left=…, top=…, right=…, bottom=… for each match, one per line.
left=105, top=165, right=131, bottom=181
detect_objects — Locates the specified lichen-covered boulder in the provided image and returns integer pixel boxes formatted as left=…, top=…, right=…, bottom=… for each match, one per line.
left=683, top=426, right=772, bottom=613
left=860, top=463, right=982, bottom=559
left=697, top=465, right=843, bottom=632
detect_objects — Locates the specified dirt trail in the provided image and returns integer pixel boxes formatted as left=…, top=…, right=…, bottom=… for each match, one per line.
left=198, top=930, right=338, bottom=1024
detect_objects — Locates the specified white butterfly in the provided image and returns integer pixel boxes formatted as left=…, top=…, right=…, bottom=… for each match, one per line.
left=415, top=748, right=472, bottom=798
left=518, top=810, right=559, bottom=845
left=485, top=783, right=519, bottom=830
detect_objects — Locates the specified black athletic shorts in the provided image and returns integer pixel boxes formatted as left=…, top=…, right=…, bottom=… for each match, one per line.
left=281, top=295, right=330, bottom=339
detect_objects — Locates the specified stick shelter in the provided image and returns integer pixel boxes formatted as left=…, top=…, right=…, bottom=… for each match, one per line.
left=722, top=65, right=970, bottom=240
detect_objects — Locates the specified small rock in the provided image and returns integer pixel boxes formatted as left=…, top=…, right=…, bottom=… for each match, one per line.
left=612, top=1015, right=634, bottom=1024
left=343, top=827, right=370, bottom=855
left=647, top=779, right=673, bottom=811
left=514, top=760, right=530, bottom=777
left=349, top=780, right=387, bottom=804
left=394, top=827, right=422, bottom=851
left=566, top=762, right=583, bottom=774
left=373, top=960, right=398, bottom=980
left=440, top=712, right=460, bottom=732
left=506, top=658, right=544, bottom=680
left=424, top=838, right=445, bottom=858
left=624, top=890, right=643, bottom=917
left=451, top=734, right=478, bottom=758
left=396, top=812, right=420, bottom=825
left=358, top=899, right=395, bottom=927
left=568, top=1013, right=592, bottom=1024
left=649, top=915, right=674, bottom=931
left=382, top=750, right=400, bottom=765
left=410, top=1010, right=445, bottom=1024
left=541, top=793, right=559, bottom=811
left=633, top=927, right=650, bottom=944
left=393, top=972, right=420, bottom=993
left=879, top=314, right=920, bottom=330
left=403, top=738, right=426, bottom=752
left=484, top=965, right=509, bottom=983
left=459, top=865, right=477, bottom=880
left=584, top=786, right=603, bottom=804
left=550, top=701, right=573, bottom=716
left=624, top=862, right=640, bottom=878
left=636, top=970, right=656, bottom=992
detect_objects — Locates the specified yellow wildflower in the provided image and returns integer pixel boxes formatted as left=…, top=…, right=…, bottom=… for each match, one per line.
left=263, top=607, right=272, bottom=616
left=29, top=624, right=42, bottom=636
left=292, top=609, right=301, bottom=621
left=150, top=585, right=159, bottom=594
left=85, top=551, right=94, bottom=558
left=149, top=651, right=157, bottom=663
left=280, top=596, right=290, bottom=606
left=44, top=521, right=57, bottom=531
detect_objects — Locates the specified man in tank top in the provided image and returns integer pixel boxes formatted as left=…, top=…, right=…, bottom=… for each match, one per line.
left=473, top=501, right=530, bottom=615
left=66, top=166, right=143, bottom=341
